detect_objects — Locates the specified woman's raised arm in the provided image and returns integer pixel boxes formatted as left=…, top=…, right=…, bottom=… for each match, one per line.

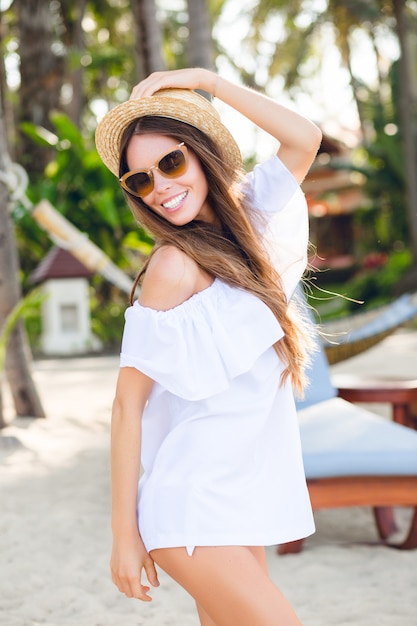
left=129, top=68, right=322, bottom=183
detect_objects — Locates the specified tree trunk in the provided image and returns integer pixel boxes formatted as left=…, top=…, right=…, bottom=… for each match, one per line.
left=131, top=0, right=165, bottom=82
left=14, top=0, right=65, bottom=174
left=63, top=0, right=88, bottom=127
left=0, top=100, right=45, bottom=426
left=344, top=39, right=370, bottom=144
left=392, top=0, right=417, bottom=262
left=5, top=323, right=45, bottom=419
left=186, top=0, right=214, bottom=71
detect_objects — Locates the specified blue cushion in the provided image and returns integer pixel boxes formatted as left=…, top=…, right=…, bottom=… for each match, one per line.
left=296, top=337, right=337, bottom=411
left=291, top=286, right=337, bottom=410
left=299, top=397, right=417, bottom=478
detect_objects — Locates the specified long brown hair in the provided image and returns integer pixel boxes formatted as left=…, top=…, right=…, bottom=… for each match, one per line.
left=119, top=116, right=312, bottom=395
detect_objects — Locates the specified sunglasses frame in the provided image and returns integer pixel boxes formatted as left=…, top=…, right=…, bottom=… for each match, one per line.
left=119, top=142, right=188, bottom=198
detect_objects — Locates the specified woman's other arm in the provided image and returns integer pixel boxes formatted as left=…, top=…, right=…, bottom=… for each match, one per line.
left=110, top=245, right=206, bottom=601
left=110, top=367, right=159, bottom=601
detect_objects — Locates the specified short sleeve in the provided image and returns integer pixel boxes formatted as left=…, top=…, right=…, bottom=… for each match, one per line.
left=244, top=156, right=309, bottom=300
left=119, top=280, right=283, bottom=401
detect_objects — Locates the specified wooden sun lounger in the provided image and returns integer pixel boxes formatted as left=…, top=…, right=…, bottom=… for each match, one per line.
left=278, top=291, right=417, bottom=554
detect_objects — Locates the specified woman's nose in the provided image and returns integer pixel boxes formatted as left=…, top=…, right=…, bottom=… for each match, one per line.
left=152, top=170, right=172, bottom=192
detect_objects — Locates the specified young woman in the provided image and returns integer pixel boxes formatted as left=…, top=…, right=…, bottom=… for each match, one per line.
left=95, top=67, right=322, bottom=626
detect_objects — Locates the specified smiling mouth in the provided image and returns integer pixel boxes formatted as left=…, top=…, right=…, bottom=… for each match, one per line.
left=162, top=191, right=188, bottom=210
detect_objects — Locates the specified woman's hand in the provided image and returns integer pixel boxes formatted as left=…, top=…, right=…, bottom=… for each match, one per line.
left=129, top=68, right=216, bottom=100
left=110, top=530, right=160, bottom=601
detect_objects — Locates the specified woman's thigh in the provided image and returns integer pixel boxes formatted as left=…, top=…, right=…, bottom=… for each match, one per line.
left=195, top=547, right=268, bottom=626
left=150, top=546, right=302, bottom=626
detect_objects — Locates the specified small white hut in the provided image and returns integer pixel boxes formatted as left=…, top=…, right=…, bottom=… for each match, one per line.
left=31, top=246, right=101, bottom=356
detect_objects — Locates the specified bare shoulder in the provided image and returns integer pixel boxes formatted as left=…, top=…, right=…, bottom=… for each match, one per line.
left=139, top=245, right=204, bottom=311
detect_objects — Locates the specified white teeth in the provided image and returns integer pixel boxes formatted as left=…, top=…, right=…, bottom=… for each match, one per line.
left=162, top=192, right=187, bottom=210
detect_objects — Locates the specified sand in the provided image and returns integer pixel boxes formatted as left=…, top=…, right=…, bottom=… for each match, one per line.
left=1, top=331, right=417, bottom=626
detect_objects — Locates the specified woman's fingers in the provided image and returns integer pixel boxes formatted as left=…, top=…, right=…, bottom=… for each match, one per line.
left=129, top=68, right=215, bottom=100
left=129, top=70, right=190, bottom=99
left=112, top=569, right=154, bottom=601
left=110, top=549, right=159, bottom=601
left=144, top=554, right=160, bottom=588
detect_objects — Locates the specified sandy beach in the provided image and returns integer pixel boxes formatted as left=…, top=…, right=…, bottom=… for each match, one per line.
left=1, top=329, right=417, bottom=626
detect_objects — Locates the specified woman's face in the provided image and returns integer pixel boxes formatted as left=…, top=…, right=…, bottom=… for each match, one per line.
left=125, top=133, right=215, bottom=226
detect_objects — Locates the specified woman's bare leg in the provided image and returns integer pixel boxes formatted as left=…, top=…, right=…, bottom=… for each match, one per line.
left=151, top=546, right=302, bottom=626
left=195, top=547, right=269, bottom=626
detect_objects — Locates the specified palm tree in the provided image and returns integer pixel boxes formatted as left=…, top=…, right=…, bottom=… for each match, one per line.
left=0, top=95, right=45, bottom=427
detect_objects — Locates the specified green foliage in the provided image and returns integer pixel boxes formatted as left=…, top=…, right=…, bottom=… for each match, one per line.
left=345, top=249, right=412, bottom=311
left=23, top=297, right=43, bottom=354
left=90, top=284, right=128, bottom=349
left=0, top=289, right=45, bottom=374
left=309, top=249, right=413, bottom=321
left=349, top=64, right=409, bottom=248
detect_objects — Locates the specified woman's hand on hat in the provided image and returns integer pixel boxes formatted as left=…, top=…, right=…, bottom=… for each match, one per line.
left=129, top=68, right=217, bottom=100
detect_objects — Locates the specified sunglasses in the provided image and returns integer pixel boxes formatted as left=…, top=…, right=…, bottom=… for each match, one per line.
left=119, top=142, right=188, bottom=198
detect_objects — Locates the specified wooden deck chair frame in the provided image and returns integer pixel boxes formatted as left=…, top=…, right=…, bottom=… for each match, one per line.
left=279, top=468, right=417, bottom=554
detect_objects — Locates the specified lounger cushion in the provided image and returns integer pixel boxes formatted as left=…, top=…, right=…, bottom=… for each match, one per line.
left=299, top=397, right=417, bottom=478
left=296, top=340, right=337, bottom=411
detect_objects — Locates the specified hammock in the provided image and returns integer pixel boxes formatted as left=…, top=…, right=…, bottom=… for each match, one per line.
left=321, top=293, right=417, bottom=364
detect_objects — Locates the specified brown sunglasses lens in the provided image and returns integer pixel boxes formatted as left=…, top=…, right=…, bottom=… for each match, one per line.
left=124, top=170, right=153, bottom=197
left=159, top=148, right=187, bottom=177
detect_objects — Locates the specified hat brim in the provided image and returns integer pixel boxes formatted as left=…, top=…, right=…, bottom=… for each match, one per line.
left=95, top=88, right=242, bottom=177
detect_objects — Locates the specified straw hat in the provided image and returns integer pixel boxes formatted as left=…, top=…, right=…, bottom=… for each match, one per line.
left=95, top=88, right=242, bottom=177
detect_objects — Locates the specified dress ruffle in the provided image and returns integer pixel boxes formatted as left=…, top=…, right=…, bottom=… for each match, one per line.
left=120, top=279, right=283, bottom=401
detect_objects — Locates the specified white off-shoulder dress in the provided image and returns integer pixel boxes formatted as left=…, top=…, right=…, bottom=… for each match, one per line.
left=120, top=156, right=315, bottom=555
